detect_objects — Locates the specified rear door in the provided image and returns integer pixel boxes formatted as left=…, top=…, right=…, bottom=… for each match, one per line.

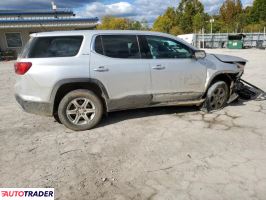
left=89, top=34, right=151, bottom=110
left=140, top=35, right=207, bottom=102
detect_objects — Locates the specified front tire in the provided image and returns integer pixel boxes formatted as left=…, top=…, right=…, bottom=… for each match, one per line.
left=205, top=81, right=229, bottom=111
left=58, top=89, right=103, bottom=131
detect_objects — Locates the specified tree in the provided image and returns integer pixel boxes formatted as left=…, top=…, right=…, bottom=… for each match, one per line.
left=220, top=0, right=244, bottom=32
left=97, top=16, right=149, bottom=30
left=177, top=0, right=205, bottom=33
left=152, top=7, right=178, bottom=33
left=152, top=0, right=265, bottom=34
left=251, top=0, right=266, bottom=22
left=220, top=0, right=236, bottom=31
left=152, top=1, right=205, bottom=34
left=131, top=21, right=142, bottom=30
left=152, top=15, right=173, bottom=33
left=242, top=0, right=266, bottom=32
left=193, top=13, right=205, bottom=33
left=140, top=19, right=149, bottom=30
left=169, top=26, right=183, bottom=35
left=97, top=16, right=130, bottom=30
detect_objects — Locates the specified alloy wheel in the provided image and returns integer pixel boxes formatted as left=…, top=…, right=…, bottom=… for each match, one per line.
left=209, top=87, right=227, bottom=109
left=66, top=98, right=96, bottom=125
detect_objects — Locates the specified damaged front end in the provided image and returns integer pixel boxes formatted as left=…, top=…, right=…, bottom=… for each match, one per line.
left=227, top=61, right=265, bottom=103
left=233, top=79, right=265, bottom=102
left=213, top=54, right=265, bottom=103
left=202, top=54, right=265, bottom=112
left=227, top=71, right=265, bottom=104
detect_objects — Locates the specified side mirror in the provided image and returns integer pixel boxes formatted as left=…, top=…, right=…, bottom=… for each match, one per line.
left=193, top=50, right=206, bottom=59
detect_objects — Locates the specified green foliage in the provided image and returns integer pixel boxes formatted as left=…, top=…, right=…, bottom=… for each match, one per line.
left=97, top=16, right=149, bottom=30
left=169, top=26, right=184, bottom=35
left=98, top=0, right=266, bottom=34
left=152, top=0, right=266, bottom=34
left=152, top=7, right=179, bottom=33
left=251, top=0, right=266, bottom=22
left=152, top=0, right=205, bottom=34
left=177, top=0, right=205, bottom=33
left=219, top=0, right=244, bottom=32
left=193, top=13, right=205, bottom=33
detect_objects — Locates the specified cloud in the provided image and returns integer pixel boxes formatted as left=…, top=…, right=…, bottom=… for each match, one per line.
left=201, top=0, right=223, bottom=13
left=80, top=2, right=135, bottom=18
left=134, top=0, right=179, bottom=22
left=78, top=0, right=179, bottom=23
left=0, top=0, right=254, bottom=23
left=78, top=0, right=253, bottom=23
left=201, top=0, right=254, bottom=13
left=106, top=2, right=134, bottom=16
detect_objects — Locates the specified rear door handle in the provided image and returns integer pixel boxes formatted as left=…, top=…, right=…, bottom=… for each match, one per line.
left=152, top=65, right=165, bottom=70
left=93, top=66, right=109, bottom=72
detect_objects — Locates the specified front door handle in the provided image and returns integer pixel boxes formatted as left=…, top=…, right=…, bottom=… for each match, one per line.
left=93, top=66, right=109, bottom=72
left=152, top=65, right=166, bottom=70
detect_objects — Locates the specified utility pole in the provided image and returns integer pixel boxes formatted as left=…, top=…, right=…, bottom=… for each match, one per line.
left=263, top=26, right=266, bottom=49
left=210, top=18, right=214, bottom=35
left=210, top=18, right=214, bottom=48
left=202, top=27, right=205, bottom=49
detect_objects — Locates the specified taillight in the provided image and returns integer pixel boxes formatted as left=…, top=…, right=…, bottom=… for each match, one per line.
left=14, top=62, right=32, bottom=75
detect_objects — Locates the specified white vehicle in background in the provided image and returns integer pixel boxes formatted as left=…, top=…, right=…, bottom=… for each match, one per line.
left=177, top=34, right=196, bottom=46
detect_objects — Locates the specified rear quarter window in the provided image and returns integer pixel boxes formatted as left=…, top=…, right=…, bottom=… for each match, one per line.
left=94, top=35, right=140, bottom=59
left=28, top=36, right=83, bottom=58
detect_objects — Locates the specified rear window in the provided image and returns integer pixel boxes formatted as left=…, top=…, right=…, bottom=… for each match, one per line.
left=28, top=36, right=83, bottom=58
left=94, top=35, right=140, bottom=59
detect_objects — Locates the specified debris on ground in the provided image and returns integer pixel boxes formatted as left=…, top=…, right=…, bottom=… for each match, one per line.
left=201, top=79, right=265, bottom=113
left=236, top=79, right=265, bottom=100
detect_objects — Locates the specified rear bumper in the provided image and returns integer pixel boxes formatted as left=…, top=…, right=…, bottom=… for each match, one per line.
left=15, top=94, right=53, bottom=116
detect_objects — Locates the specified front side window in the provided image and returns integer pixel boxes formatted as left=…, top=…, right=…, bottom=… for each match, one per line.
left=5, top=33, right=22, bottom=48
left=145, top=36, right=192, bottom=59
left=95, top=35, right=140, bottom=59
left=28, top=36, right=83, bottom=58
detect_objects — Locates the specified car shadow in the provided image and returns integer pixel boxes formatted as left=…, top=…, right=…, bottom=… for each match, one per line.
left=98, top=105, right=199, bottom=127
left=98, top=92, right=266, bottom=128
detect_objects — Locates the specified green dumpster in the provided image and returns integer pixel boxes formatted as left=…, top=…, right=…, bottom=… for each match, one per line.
left=227, top=34, right=245, bottom=49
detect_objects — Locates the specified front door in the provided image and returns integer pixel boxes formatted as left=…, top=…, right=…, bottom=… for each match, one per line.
left=142, top=35, right=207, bottom=102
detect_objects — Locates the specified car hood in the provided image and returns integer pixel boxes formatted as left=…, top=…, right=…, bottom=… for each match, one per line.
left=212, top=54, right=247, bottom=64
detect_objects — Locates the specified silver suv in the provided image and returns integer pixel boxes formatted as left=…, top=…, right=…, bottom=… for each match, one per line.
left=15, top=30, right=246, bottom=131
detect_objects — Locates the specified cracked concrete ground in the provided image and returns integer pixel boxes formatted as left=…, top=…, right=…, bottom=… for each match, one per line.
left=0, top=49, right=266, bottom=200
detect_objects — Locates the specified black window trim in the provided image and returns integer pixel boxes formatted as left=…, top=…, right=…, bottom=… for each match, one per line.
left=138, top=35, right=153, bottom=59
left=92, top=34, right=142, bottom=59
left=26, top=35, right=84, bottom=58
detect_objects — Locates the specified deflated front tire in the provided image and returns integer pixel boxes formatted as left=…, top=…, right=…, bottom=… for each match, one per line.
left=204, top=81, right=229, bottom=111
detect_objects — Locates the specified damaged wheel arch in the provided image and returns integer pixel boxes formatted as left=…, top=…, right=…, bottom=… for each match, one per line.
left=204, top=73, right=239, bottom=98
left=200, top=72, right=239, bottom=112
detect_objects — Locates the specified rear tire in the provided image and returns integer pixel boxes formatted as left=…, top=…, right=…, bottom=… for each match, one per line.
left=58, top=89, right=103, bottom=131
left=204, top=81, right=229, bottom=111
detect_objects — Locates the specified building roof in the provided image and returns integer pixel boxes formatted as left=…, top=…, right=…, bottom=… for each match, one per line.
left=0, top=8, right=99, bottom=29
left=0, top=9, right=74, bottom=17
left=0, top=17, right=98, bottom=24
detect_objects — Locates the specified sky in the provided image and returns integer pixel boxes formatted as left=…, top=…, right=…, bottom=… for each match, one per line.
left=0, top=0, right=254, bottom=23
